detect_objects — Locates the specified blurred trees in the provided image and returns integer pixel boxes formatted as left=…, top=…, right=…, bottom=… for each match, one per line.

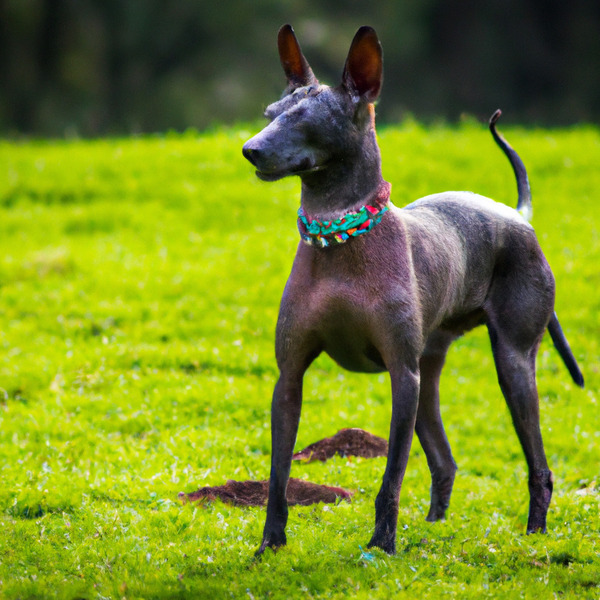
left=0, top=0, right=598, bottom=136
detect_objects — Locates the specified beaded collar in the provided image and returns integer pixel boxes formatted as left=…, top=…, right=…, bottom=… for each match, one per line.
left=297, top=181, right=391, bottom=248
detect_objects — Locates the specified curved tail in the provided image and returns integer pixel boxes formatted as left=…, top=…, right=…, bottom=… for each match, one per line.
left=489, top=109, right=533, bottom=222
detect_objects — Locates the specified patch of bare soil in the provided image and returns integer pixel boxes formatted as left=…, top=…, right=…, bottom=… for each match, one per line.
left=181, top=430, right=386, bottom=507
left=181, top=478, right=353, bottom=507
left=292, top=428, right=388, bottom=462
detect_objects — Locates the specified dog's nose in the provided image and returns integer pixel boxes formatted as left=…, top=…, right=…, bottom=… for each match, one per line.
left=242, top=143, right=261, bottom=167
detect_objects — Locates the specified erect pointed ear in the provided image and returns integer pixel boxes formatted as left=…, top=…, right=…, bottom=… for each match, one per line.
left=278, top=24, right=318, bottom=91
left=342, top=26, right=383, bottom=103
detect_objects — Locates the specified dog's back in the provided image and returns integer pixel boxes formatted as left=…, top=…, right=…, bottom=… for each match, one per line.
left=398, top=191, right=553, bottom=338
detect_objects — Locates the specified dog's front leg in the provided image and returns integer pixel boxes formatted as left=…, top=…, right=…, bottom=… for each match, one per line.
left=256, top=373, right=304, bottom=555
left=368, top=363, right=420, bottom=554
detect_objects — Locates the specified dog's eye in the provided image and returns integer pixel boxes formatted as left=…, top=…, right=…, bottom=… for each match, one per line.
left=292, top=85, right=319, bottom=99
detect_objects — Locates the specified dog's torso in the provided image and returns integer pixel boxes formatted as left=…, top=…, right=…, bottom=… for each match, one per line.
left=276, top=191, right=552, bottom=374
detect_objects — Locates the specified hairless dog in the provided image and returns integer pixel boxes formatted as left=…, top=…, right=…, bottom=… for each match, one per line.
left=243, top=25, right=583, bottom=555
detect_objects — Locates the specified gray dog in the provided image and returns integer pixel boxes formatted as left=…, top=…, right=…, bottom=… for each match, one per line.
left=242, top=25, right=583, bottom=555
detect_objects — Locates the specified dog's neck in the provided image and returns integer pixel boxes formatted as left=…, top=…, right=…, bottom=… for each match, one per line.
left=297, top=181, right=391, bottom=247
left=299, top=122, right=386, bottom=219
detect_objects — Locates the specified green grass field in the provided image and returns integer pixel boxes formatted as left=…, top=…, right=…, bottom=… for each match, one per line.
left=0, top=121, right=598, bottom=599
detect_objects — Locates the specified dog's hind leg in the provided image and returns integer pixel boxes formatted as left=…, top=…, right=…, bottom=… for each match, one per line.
left=487, top=320, right=552, bottom=533
left=416, top=331, right=458, bottom=522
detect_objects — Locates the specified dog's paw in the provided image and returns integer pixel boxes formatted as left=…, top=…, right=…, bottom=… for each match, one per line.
left=367, top=535, right=396, bottom=555
left=526, top=524, right=548, bottom=535
left=255, top=532, right=287, bottom=557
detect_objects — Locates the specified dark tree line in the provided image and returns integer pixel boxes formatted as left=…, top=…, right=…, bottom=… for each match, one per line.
left=1, top=0, right=598, bottom=136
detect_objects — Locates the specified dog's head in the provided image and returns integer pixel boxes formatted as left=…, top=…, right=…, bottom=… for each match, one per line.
left=242, top=25, right=383, bottom=182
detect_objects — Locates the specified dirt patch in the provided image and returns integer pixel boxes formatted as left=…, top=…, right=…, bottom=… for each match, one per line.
left=181, top=429, right=385, bottom=507
left=292, top=428, right=388, bottom=462
left=181, top=478, right=353, bottom=507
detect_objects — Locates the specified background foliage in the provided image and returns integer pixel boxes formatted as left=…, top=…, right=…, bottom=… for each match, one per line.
left=1, top=0, right=600, bottom=136
left=0, top=121, right=598, bottom=597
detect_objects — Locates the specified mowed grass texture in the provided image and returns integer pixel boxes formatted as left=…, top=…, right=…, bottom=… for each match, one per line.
left=0, top=122, right=598, bottom=599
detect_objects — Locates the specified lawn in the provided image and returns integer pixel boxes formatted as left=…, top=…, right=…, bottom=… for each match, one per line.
left=0, top=120, right=598, bottom=599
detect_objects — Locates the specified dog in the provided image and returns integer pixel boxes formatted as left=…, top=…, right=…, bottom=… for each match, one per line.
left=242, top=24, right=584, bottom=555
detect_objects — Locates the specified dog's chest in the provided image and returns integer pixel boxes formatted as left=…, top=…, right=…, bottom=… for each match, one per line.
left=282, top=250, right=410, bottom=373
left=316, top=292, right=388, bottom=372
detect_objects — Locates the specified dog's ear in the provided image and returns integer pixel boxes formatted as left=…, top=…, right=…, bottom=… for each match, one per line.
left=342, top=26, right=382, bottom=103
left=278, top=24, right=318, bottom=92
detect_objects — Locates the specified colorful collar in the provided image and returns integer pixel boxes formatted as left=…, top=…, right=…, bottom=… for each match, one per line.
left=297, top=181, right=391, bottom=248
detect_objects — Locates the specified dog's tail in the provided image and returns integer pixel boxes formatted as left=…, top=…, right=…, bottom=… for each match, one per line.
left=490, top=110, right=584, bottom=388
left=547, top=312, right=585, bottom=387
left=489, top=109, right=533, bottom=222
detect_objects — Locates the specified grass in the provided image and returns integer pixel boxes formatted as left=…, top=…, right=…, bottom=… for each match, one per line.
left=0, top=120, right=598, bottom=599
